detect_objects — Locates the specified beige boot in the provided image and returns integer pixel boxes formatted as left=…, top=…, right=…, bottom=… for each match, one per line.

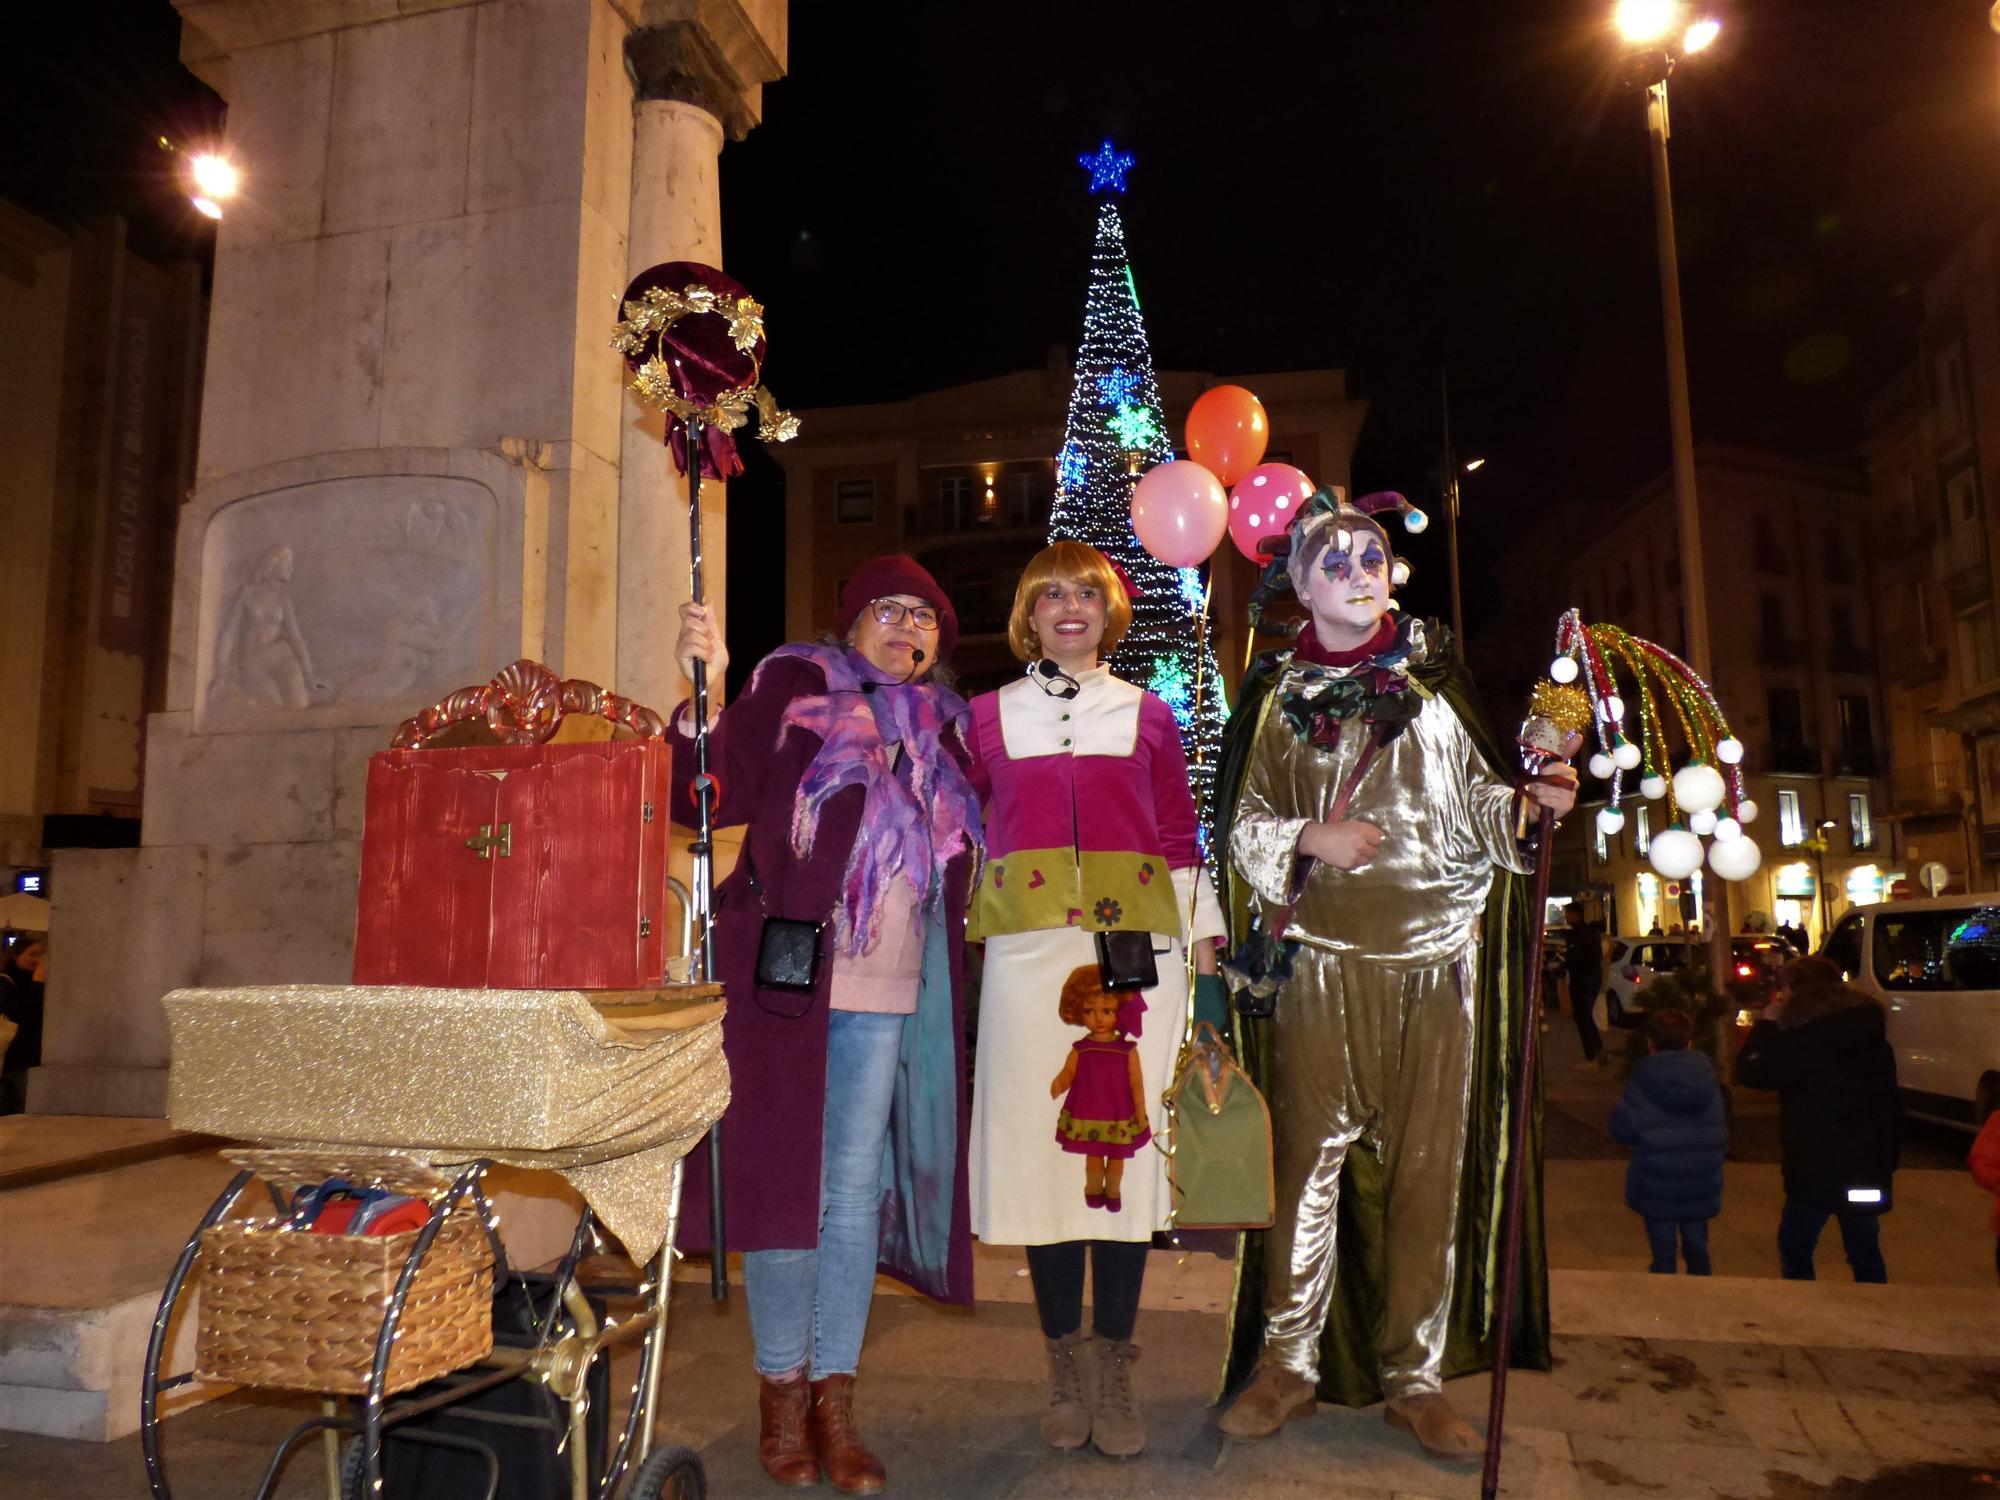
left=1384, top=1390, right=1481, bottom=1458
left=1218, top=1362, right=1317, bottom=1440
left=1040, top=1331, right=1092, bottom=1451
left=1089, top=1336, right=1145, bottom=1458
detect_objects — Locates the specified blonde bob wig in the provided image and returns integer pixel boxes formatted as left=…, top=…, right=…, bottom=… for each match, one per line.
left=1006, top=540, right=1132, bottom=663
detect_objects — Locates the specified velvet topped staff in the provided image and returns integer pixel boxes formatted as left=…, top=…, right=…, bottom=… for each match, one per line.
left=614, top=262, right=799, bottom=1301
left=1480, top=678, right=1592, bottom=1500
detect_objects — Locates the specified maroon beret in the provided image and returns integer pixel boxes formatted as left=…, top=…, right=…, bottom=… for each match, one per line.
left=834, top=554, right=958, bottom=660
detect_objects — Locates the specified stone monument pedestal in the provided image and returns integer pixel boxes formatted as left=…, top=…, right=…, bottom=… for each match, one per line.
left=30, top=0, right=786, bottom=1115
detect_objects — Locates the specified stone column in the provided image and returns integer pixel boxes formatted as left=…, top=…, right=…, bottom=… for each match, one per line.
left=618, top=24, right=746, bottom=720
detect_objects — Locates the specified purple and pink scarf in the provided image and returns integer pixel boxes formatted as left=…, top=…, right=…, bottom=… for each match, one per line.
left=757, top=643, right=982, bottom=958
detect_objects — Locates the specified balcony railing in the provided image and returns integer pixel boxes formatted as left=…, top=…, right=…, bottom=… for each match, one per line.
left=1832, top=746, right=1881, bottom=777
left=1886, top=635, right=1947, bottom=685
left=1758, top=635, right=1800, bottom=667
left=1889, top=760, right=1968, bottom=818
left=1766, top=741, right=1822, bottom=775
left=1948, top=562, right=1993, bottom=616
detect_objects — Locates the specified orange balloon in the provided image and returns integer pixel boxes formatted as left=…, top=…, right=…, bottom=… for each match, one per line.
left=1185, top=385, right=1269, bottom=487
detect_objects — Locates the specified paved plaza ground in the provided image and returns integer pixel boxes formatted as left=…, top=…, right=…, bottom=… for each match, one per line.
left=5, top=1018, right=1999, bottom=1498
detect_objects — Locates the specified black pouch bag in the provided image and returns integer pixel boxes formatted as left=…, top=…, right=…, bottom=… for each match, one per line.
left=743, top=848, right=823, bottom=1017
left=1094, top=929, right=1159, bottom=992
left=756, top=917, right=823, bottom=993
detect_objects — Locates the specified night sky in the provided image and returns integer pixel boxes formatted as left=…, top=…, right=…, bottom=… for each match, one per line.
left=10, top=1, right=1995, bottom=648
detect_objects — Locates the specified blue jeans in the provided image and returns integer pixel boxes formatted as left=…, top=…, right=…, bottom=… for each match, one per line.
left=744, top=1010, right=904, bottom=1378
left=1642, top=1217, right=1712, bottom=1275
left=1777, top=1200, right=1887, bottom=1283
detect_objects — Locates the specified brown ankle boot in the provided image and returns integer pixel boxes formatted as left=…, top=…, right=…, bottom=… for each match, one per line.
left=1383, top=1390, right=1481, bottom=1458
left=1218, top=1362, right=1317, bottom=1440
left=809, top=1373, right=886, bottom=1495
left=757, top=1374, right=819, bottom=1488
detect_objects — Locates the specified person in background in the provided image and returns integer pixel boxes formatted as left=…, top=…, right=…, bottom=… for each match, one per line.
left=0, top=934, right=47, bottom=1114
left=1609, top=1008, right=1726, bottom=1275
left=1564, top=893, right=1605, bottom=1066
left=1735, top=956, right=1899, bottom=1283
left=1969, top=1109, right=2000, bottom=1285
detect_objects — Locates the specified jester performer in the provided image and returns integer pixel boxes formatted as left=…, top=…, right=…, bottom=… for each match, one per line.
left=1213, top=488, right=1577, bottom=1457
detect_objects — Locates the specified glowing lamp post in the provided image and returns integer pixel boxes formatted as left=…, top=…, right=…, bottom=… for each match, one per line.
left=187, top=152, right=240, bottom=220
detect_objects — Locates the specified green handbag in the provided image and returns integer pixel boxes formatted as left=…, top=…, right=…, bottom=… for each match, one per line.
left=1165, top=1021, right=1275, bottom=1230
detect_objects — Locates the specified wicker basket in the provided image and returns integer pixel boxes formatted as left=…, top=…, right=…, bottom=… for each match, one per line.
left=193, top=1150, right=495, bottom=1396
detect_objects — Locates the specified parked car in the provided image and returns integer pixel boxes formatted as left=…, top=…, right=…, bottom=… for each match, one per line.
left=1603, top=934, right=1791, bottom=1028
left=1822, top=896, right=2000, bottom=1130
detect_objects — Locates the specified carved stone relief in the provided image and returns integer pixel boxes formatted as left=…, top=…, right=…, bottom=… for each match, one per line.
left=195, top=475, right=496, bottom=732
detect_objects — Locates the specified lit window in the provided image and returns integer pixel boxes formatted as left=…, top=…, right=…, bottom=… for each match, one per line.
left=1594, top=817, right=1608, bottom=863
left=1778, top=789, right=1804, bottom=847
left=1849, top=793, right=1873, bottom=851
left=1635, top=805, right=1651, bottom=856
left=835, top=478, right=876, bottom=525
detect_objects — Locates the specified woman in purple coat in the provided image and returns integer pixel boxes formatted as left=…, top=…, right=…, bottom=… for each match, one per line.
left=670, top=555, right=981, bottom=1495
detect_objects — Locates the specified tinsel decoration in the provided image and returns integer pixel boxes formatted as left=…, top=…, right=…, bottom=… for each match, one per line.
left=1548, top=607, right=1759, bottom=883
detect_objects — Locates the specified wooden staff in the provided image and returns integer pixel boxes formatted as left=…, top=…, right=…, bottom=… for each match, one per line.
left=1480, top=739, right=1576, bottom=1497
left=684, top=414, right=727, bottom=1303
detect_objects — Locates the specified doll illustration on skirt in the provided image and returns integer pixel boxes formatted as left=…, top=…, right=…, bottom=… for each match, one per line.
left=1049, top=963, right=1151, bottom=1211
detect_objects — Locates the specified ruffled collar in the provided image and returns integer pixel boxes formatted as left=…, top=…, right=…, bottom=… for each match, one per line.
left=1278, top=612, right=1432, bottom=749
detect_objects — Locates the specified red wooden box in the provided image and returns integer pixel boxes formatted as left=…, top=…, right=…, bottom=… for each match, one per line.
left=352, top=740, right=674, bottom=990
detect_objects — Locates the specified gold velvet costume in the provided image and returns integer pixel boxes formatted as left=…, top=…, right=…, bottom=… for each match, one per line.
left=1228, top=661, right=1528, bottom=1398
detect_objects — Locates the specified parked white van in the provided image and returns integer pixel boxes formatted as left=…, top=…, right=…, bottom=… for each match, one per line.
left=1822, top=896, right=2000, bottom=1129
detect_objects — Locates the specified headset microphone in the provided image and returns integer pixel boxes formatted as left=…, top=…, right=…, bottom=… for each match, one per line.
left=1032, top=658, right=1082, bottom=699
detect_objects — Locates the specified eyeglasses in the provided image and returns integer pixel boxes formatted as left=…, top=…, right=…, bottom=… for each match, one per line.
left=868, top=598, right=941, bottom=631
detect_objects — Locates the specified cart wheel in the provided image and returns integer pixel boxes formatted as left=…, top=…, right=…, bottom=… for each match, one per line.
left=337, top=1436, right=367, bottom=1500
left=627, top=1444, right=705, bottom=1500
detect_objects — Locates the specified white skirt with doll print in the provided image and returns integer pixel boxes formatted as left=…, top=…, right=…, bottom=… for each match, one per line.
left=969, top=923, right=1190, bottom=1245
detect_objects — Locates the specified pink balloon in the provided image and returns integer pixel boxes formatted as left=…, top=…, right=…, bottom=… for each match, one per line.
left=1130, top=460, right=1228, bottom=568
left=1226, top=463, right=1316, bottom=562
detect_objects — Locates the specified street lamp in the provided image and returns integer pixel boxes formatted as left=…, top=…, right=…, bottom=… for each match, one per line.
left=159, top=136, right=241, bottom=220
left=1612, top=2, right=1720, bottom=679
left=1614, top=1, right=1725, bottom=972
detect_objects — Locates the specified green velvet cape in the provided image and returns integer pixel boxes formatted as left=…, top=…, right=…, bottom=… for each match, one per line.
left=1213, top=624, right=1552, bottom=1408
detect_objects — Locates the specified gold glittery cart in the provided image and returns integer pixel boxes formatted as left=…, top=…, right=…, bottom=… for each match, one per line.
left=141, top=977, right=727, bottom=1500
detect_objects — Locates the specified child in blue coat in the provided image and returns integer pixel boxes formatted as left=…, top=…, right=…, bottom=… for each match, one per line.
left=1610, top=1009, right=1728, bottom=1275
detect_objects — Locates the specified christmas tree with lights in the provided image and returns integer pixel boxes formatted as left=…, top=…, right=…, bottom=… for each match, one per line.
left=1050, top=141, right=1227, bottom=843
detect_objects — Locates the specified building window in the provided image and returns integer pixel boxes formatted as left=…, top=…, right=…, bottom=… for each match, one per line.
left=1767, top=686, right=1804, bottom=748
left=834, top=478, right=876, bottom=525
left=1593, top=817, right=1608, bottom=864
left=1960, top=605, right=2000, bottom=693
left=1614, top=561, right=1635, bottom=613
left=937, top=474, right=972, bottom=529
left=1664, top=554, right=1681, bottom=589
left=1634, top=805, right=1651, bottom=857
left=1944, top=465, right=1983, bottom=558
left=1934, top=339, right=1973, bottom=436
left=1759, top=592, right=1785, bottom=647
left=1778, top=788, right=1804, bottom=847
left=1824, top=528, right=1852, bottom=584
left=1849, top=792, right=1874, bottom=851
left=1837, top=694, right=1873, bottom=755
left=1752, top=519, right=1784, bottom=574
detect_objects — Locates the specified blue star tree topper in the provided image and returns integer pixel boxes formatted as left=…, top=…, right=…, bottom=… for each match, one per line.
left=1077, top=139, right=1135, bottom=195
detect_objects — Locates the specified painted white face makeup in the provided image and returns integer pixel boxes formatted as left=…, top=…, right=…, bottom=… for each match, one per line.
left=1302, top=524, right=1392, bottom=646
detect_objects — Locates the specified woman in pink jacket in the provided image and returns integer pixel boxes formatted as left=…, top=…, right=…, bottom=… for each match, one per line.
left=964, top=540, right=1225, bottom=1461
